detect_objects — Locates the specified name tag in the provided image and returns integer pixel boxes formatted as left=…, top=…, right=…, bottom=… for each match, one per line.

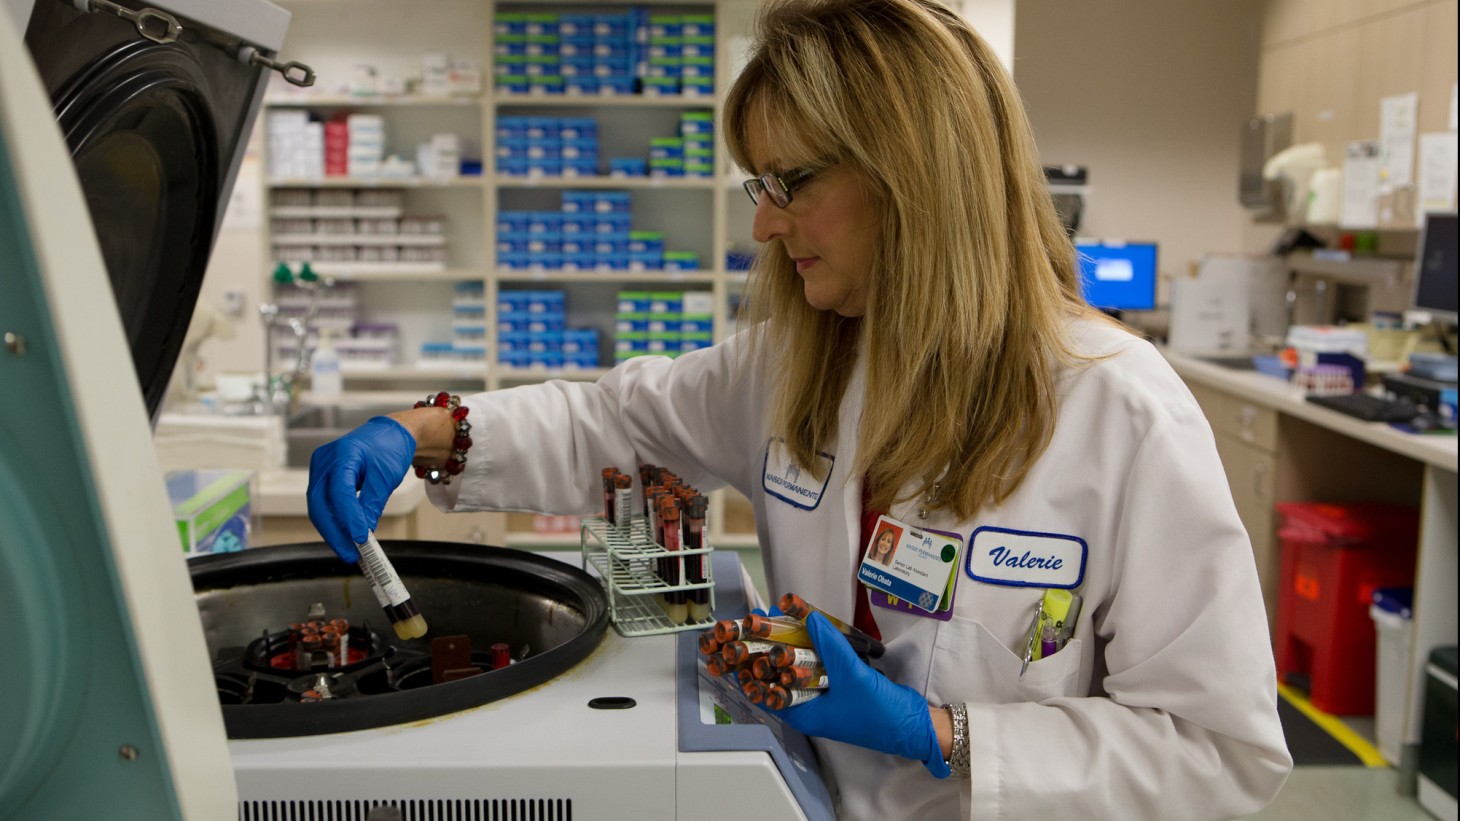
left=858, top=515, right=962, bottom=614
left=966, top=526, right=1086, bottom=589
left=761, top=441, right=834, bottom=511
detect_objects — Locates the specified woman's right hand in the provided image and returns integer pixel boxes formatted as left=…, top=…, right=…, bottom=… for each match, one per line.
left=306, top=416, right=417, bottom=562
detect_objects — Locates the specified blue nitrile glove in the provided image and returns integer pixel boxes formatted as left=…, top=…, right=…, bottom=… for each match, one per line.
left=769, top=612, right=950, bottom=778
left=306, top=416, right=416, bottom=563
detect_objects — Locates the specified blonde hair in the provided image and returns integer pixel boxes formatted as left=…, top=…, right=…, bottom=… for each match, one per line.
left=725, top=0, right=1101, bottom=518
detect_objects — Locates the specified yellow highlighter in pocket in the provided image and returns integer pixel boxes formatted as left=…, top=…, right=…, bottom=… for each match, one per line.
left=1029, top=588, right=1080, bottom=663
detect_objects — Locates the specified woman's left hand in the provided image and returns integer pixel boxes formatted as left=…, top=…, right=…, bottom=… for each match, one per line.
left=768, top=612, right=950, bottom=777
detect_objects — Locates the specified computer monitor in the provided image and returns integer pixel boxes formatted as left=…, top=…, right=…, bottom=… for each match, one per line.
left=1412, top=211, right=1457, bottom=325
left=1076, top=239, right=1159, bottom=313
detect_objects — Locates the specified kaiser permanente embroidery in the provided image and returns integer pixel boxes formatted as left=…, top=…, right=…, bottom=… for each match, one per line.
left=761, top=443, right=834, bottom=511
left=966, top=525, right=1086, bottom=589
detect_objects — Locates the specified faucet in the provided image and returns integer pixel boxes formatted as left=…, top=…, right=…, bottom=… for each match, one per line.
left=257, top=262, right=333, bottom=415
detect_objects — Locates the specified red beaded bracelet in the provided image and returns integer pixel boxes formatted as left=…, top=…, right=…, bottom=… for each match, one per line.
left=413, top=391, right=472, bottom=485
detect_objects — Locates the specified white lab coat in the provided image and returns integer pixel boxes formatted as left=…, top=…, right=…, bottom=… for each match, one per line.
left=428, top=317, right=1292, bottom=820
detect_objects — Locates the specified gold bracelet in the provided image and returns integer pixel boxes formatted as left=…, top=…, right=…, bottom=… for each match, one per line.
left=942, top=702, right=971, bottom=778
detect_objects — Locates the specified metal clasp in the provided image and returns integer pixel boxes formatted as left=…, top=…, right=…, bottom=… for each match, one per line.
left=79, top=0, right=181, bottom=45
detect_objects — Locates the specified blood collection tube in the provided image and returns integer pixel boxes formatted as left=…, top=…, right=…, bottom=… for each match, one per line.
left=743, top=680, right=769, bottom=704
left=765, top=685, right=824, bottom=710
left=713, top=619, right=744, bottom=644
left=769, top=644, right=821, bottom=669
left=780, top=665, right=830, bottom=689
left=721, top=639, right=778, bottom=665
left=613, top=473, right=634, bottom=531
left=778, top=593, right=885, bottom=658
left=743, top=614, right=817, bottom=648
left=736, top=667, right=755, bottom=684
left=704, top=655, right=729, bottom=677
left=684, top=495, right=711, bottom=623
left=299, top=634, right=324, bottom=669
left=638, top=464, right=656, bottom=516
left=356, top=530, right=429, bottom=640
left=491, top=642, right=511, bottom=670
left=698, top=632, right=722, bottom=657
left=332, top=618, right=350, bottom=666
left=601, top=467, right=617, bottom=522
left=661, top=502, right=687, bottom=625
left=751, top=656, right=779, bottom=682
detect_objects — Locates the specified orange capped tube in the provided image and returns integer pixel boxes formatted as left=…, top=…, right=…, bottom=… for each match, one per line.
left=780, top=665, right=830, bottom=689
left=704, top=655, right=729, bottom=677
left=751, top=656, right=779, bottom=682
left=698, top=631, right=722, bottom=657
left=712, top=619, right=743, bottom=644
left=742, top=680, right=769, bottom=704
left=721, top=639, right=778, bottom=666
left=742, top=614, right=816, bottom=648
left=766, top=685, right=824, bottom=710
left=778, top=593, right=885, bottom=658
left=769, top=644, right=821, bottom=669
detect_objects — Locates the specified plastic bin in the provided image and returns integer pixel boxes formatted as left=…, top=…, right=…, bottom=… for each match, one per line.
left=1273, top=502, right=1418, bottom=715
left=1369, top=587, right=1414, bottom=766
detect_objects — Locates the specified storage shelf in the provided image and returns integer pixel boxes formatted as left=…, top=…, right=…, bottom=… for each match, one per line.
left=495, top=269, right=718, bottom=283
left=265, top=95, right=482, bottom=107
left=273, top=234, right=446, bottom=247
left=268, top=177, right=486, bottom=189
left=494, top=366, right=611, bottom=382
left=494, top=93, right=716, bottom=108
left=304, top=265, right=482, bottom=281
left=338, top=365, right=487, bottom=380
left=1287, top=252, right=1407, bottom=286
left=493, top=175, right=718, bottom=190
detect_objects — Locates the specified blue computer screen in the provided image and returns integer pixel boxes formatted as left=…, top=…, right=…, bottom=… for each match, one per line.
left=1076, top=240, right=1158, bottom=312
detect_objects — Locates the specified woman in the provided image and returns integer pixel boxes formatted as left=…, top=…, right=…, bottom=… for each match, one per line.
left=870, top=528, right=898, bottom=566
left=308, top=1, right=1291, bottom=817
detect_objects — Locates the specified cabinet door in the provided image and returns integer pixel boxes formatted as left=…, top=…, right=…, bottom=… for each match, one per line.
left=1211, top=431, right=1279, bottom=640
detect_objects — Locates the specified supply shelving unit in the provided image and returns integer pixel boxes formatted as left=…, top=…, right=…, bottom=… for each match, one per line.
left=259, top=0, right=761, bottom=548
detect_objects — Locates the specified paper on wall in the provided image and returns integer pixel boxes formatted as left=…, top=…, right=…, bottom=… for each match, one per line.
left=1417, top=132, right=1459, bottom=218
left=1379, top=93, right=1418, bottom=189
left=1341, top=140, right=1382, bottom=229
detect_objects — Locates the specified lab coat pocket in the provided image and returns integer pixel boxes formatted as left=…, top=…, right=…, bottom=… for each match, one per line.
left=928, top=616, right=1083, bottom=705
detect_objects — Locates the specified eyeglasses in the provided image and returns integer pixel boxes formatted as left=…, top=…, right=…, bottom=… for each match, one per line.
left=743, top=166, right=817, bottom=208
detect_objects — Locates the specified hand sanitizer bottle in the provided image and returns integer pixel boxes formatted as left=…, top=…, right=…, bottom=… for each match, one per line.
left=311, top=329, right=343, bottom=397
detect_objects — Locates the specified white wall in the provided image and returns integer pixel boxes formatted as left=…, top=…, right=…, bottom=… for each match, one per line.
left=1012, top=0, right=1264, bottom=304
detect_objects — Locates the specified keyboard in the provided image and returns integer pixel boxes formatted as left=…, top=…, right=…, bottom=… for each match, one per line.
left=1306, top=393, right=1419, bottom=423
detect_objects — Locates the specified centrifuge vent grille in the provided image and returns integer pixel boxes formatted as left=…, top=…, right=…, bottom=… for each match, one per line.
left=238, top=798, right=572, bottom=821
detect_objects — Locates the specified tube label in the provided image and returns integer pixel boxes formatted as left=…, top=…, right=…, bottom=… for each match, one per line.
left=356, top=532, right=410, bottom=608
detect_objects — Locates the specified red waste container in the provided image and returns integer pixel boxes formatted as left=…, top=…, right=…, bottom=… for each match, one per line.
left=1273, top=501, right=1418, bottom=715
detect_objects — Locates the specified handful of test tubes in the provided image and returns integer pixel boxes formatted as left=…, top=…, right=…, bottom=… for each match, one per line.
left=696, top=593, right=885, bottom=710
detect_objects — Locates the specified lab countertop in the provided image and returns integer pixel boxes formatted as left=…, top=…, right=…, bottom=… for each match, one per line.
left=253, top=467, right=426, bottom=518
left=1160, top=348, right=1457, bottom=472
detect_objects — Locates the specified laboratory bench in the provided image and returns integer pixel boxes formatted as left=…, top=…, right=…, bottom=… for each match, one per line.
left=1161, top=347, right=1456, bottom=787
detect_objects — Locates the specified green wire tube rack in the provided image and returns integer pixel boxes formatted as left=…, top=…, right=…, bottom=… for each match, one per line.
left=580, top=515, right=716, bottom=637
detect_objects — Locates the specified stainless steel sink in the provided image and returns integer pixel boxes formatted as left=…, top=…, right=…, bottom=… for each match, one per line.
left=285, top=404, right=403, bottom=467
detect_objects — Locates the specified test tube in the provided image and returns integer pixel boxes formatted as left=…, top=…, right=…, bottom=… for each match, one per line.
left=355, top=530, right=429, bottom=640
left=742, top=680, right=769, bottom=704
left=713, top=619, right=744, bottom=644
left=751, top=656, right=779, bottom=682
left=704, top=655, right=729, bottom=677
left=698, top=631, right=722, bottom=657
left=765, top=685, right=824, bottom=710
left=491, top=642, right=511, bottom=670
left=601, top=467, right=617, bottom=522
left=661, top=502, right=687, bottom=625
left=721, top=639, right=779, bottom=665
left=742, top=614, right=817, bottom=648
left=780, top=665, right=830, bottom=689
left=684, top=494, right=711, bottom=623
left=638, top=464, right=655, bottom=516
left=769, top=644, right=821, bottom=669
left=613, top=473, right=634, bottom=532
left=778, top=593, right=885, bottom=658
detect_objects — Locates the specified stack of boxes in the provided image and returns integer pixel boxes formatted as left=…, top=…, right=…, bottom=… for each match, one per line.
left=497, top=289, right=601, bottom=371
left=615, top=290, right=714, bottom=362
left=497, top=190, right=700, bottom=273
left=493, top=8, right=715, bottom=97
left=643, top=13, right=716, bottom=98
left=270, top=189, right=446, bottom=270
left=496, top=116, right=599, bottom=177
left=645, top=111, right=714, bottom=178
left=497, top=112, right=714, bottom=180
left=268, top=110, right=470, bottom=182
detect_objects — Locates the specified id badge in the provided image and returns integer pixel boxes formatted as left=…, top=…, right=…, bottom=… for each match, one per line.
left=857, top=515, right=963, bottom=614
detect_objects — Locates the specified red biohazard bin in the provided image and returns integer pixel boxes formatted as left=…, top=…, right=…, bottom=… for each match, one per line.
left=1273, top=502, right=1418, bottom=716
